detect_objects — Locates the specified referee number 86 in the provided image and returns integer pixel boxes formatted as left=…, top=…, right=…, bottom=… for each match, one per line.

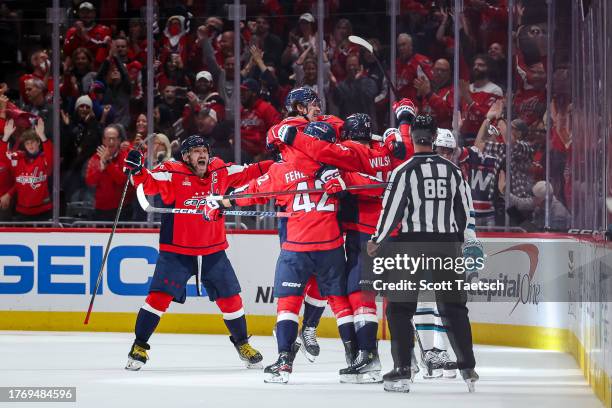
left=424, top=179, right=447, bottom=199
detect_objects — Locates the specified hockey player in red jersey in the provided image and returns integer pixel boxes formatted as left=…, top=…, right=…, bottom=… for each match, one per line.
left=273, top=100, right=417, bottom=382
left=230, top=121, right=383, bottom=383
left=274, top=99, right=418, bottom=174
left=122, top=135, right=272, bottom=371
left=267, top=87, right=346, bottom=362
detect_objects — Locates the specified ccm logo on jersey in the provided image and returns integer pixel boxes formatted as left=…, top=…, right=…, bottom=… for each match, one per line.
left=281, top=281, right=302, bottom=288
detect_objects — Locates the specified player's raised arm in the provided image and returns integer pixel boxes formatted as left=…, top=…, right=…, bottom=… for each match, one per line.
left=125, top=149, right=176, bottom=205
left=229, top=167, right=278, bottom=207
left=226, top=160, right=274, bottom=188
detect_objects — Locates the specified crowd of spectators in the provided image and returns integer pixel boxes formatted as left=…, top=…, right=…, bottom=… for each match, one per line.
left=0, top=0, right=573, bottom=230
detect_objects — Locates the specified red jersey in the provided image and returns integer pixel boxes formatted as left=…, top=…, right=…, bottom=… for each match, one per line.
left=0, top=144, right=13, bottom=197
left=240, top=99, right=281, bottom=157
left=513, top=88, right=546, bottom=126
left=1, top=140, right=53, bottom=215
left=268, top=114, right=345, bottom=163
left=397, top=54, right=434, bottom=101
left=133, top=158, right=272, bottom=256
left=460, top=81, right=503, bottom=138
left=285, top=126, right=414, bottom=234
left=234, top=153, right=379, bottom=251
left=287, top=123, right=414, bottom=173
left=63, top=24, right=112, bottom=67
left=419, top=85, right=454, bottom=130
left=85, top=149, right=133, bottom=211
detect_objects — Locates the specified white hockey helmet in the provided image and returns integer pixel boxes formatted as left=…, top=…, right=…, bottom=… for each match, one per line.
left=434, top=128, right=457, bottom=149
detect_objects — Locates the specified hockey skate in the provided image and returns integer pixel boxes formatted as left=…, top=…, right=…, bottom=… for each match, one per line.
left=339, top=349, right=383, bottom=384
left=436, top=349, right=458, bottom=378
left=264, top=341, right=300, bottom=384
left=460, top=368, right=479, bottom=392
left=296, top=326, right=320, bottom=363
left=230, top=336, right=263, bottom=369
left=264, top=352, right=296, bottom=384
left=421, top=349, right=443, bottom=378
left=342, top=340, right=357, bottom=366
left=125, top=340, right=150, bottom=371
left=382, top=367, right=412, bottom=392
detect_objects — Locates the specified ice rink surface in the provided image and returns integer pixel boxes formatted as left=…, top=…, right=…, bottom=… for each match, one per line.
left=0, top=331, right=603, bottom=408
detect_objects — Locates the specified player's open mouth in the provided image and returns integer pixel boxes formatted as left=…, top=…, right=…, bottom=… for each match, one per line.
left=197, top=159, right=207, bottom=166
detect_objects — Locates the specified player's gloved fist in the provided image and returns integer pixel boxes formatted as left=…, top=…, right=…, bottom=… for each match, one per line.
left=383, top=127, right=407, bottom=160
left=202, top=198, right=221, bottom=221
left=392, top=98, right=417, bottom=124
left=277, top=124, right=298, bottom=145
left=124, top=149, right=143, bottom=175
left=462, top=239, right=484, bottom=271
left=316, top=165, right=346, bottom=195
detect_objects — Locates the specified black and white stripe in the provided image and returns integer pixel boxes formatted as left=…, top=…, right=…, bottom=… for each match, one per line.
left=372, top=153, right=476, bottom=244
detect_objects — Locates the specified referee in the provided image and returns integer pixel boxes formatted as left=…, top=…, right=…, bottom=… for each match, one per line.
left=367, top=114, right=480, bottom=393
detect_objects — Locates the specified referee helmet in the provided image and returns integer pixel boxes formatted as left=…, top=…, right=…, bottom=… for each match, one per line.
left=411, top=115, right=437, bottom=146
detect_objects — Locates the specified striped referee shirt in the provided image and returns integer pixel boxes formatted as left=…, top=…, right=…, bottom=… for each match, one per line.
left=371, top=152, right=477, bottom=244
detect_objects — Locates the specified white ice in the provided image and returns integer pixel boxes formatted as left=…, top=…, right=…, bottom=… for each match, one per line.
left=0, top=331, right=603, bottom=408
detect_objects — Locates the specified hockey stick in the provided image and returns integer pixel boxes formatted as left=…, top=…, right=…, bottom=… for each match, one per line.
left=136, top=185, right=295, bottom=218
left=349, top=35, right=399, bottom=97
left=206, top=182, right=388, bottom=201
left=84, top=174, right=132, bottom=324
left=412, top=319, right=427, bottom=363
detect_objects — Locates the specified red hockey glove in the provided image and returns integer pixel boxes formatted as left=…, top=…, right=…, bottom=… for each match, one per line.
left=383, top=127, right=407, bottom=160
left=392, top=98, right=417, bottom=125
left=202, top=198, right=221, bottom=221
left=316, top=165, right=346, bottom=195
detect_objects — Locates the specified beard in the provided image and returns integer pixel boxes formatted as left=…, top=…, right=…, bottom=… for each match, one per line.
left=472, top=69, right=487, bottom=81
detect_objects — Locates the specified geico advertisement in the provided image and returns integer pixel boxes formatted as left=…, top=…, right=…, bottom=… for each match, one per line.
left=0, top=232, right=280, bottom=315
left=0, top=232, right=573, bottom=328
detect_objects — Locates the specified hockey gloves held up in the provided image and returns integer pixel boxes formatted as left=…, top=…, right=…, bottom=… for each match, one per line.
left=202, top=198, right=221, bottom=221
left=392, top=98, right=417, bottom=125
left=316, top=165, right=346, bottom=195
left=383, top=127, right=407, bottom=160
left=124, top=149, right=143, bottom=175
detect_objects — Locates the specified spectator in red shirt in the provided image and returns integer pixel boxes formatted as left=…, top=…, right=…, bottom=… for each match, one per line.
left=85, top=124, right=132, bottom=220
left=239, top=78, right=281, bottom=162
left=156, top=53, right=192, bottom=94
left=0, top=95, right=13, bottom=220
left=63, top=2, right=112, bottom=69
left=415, top=58, right=453, bottom=129
left=158, top=15, right=192, bottom=66
left=1, top=118, right=53, bottom=221
left=126, top=18, right=147, bottom=66
left=459, top=54, right=503, bottom=145
left=513, top=61, right=546, bottom=126
left=396, top=33, right=434, bottom=101
left=19, top=50, right=54, bottom=106
left=327, top=19, right=360, bottom=83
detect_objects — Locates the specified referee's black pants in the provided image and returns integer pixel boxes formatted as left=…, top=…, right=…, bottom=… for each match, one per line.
left=383, top=232, right=476, bottom=370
